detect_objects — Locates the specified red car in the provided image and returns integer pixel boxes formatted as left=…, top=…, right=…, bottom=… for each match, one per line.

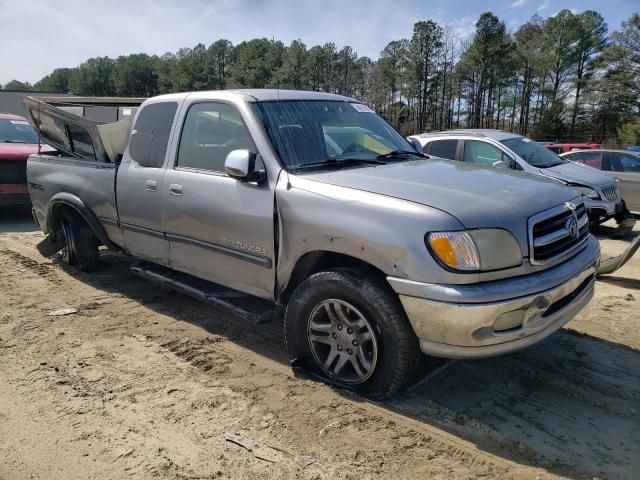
left=544, top=143, right=602, bottom=154
left=0, top=112, right=52, bottom=207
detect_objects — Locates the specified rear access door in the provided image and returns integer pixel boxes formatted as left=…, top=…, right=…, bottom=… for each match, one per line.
left=115, top=100, right=181, bottom=264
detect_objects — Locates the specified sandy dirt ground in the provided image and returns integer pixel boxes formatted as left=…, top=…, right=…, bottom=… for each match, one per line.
left=0, top=208, right=639, bottom=480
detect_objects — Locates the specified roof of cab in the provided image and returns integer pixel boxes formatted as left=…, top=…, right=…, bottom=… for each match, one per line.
left=150, top=89, right=360, bottom=103
left=415, top=129, right=522, bottom=141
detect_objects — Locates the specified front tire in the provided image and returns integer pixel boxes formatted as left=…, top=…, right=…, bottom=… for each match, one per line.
left=284, top=270, right=420, bottom=400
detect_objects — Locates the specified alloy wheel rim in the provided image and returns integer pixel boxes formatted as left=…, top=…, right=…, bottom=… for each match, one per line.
left=307, top=299, right=378, bottom=384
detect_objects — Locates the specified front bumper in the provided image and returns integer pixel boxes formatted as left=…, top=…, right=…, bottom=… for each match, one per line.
left=388, top=235, right=600, bottom=359
left=584, top=196, right=622, bottom=218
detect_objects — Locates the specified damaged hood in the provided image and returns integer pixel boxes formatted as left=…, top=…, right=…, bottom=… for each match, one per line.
left=297, top=159, right=577, bottom=246
left=538, top=162, right=615, bottom=188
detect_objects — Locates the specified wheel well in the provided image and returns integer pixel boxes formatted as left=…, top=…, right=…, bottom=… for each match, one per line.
left=48, top=203, right=83, bottom=231
left=48, top=203, right=107, bottom=248
left=277, top=251, right=388, bottom=305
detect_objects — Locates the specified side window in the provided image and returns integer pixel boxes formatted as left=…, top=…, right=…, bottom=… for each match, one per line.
left=428, top=140, right=457, bottom=160
left=606, top=153, right=640, bottom=173
left=129, top=102, right=178, bottom=168
left=571, top=151, right=602, bottom=169
left=67, top=124, right=96, bottom=159
left=177, top=102, right=254, bottom=172
left=463, top=140, right=509, bottom=168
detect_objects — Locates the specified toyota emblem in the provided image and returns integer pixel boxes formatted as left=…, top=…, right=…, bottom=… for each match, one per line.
left=566, top=217, right=579, bottom=239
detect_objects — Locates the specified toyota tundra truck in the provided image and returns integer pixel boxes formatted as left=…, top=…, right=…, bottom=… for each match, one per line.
left=23, top=90, right=599, bottom=399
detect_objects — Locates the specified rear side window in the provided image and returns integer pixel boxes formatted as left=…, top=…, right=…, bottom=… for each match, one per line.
left=570, top=151, right=602, bottom=169
left=605, top=153, right=640, bottom=173
left=428, top=140, right=457, bottom=160
left=129, top=102, right=178, bottom=168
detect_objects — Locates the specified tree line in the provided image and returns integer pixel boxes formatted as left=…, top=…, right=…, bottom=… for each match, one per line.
left=2, top=10, right=639, bottom=145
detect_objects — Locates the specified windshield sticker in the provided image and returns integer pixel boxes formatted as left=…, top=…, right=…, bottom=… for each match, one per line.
left=351, top=103, right=375, bottom=113
left=10, top=120, right=30, bottom=125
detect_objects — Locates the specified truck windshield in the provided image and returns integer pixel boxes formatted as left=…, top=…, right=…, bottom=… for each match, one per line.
left=255, top=100, right=417, bottom=170
left=0, top=119, right=38, bottom=144
left=501, top=136, right=565, bottom=168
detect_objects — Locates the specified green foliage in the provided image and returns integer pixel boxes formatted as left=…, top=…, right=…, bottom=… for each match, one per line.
left=2, top=79, right=33, bottom=91
left=34, top=68, right=72, bottom=93
left=9, top=11, right=638, bottom=144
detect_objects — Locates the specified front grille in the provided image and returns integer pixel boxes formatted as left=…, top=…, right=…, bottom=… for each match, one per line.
left=0, top=161, right=27, bottom=184
left=601, top=184, right=618, bottom=201
left=529, top=200, right=589, bottom=265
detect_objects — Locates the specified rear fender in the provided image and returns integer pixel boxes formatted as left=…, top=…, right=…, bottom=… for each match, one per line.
left=46, top=192, right=120, bottom=252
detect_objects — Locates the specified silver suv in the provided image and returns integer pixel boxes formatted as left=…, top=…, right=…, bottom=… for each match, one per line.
left=408, top=130, right=634, bottom=231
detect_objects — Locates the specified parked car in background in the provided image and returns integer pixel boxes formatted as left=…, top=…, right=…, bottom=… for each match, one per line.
left=627, top=145, right=640, bottom=153
left=23, top=92, right=599, bottom=399
left=560, top=149, right=640, bottom=213
left=407, top=130, right=634, bottom=232
left=545, top=143, right=603, bottom=154
left=0, top=112, right=54, bottom=207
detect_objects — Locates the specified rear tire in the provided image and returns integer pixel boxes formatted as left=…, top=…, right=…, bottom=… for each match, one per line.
left=59, top=212, right=100, bottom=272
left=284, top=270, right=420, bottom=400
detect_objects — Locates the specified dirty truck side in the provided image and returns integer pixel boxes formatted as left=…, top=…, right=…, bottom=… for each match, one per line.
left=23, top=90, right=600, bottom=399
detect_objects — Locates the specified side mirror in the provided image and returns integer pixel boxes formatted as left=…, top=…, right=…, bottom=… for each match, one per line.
left=492, top=160, right=508, bottom=169
left=407, top=137, right=423, bottom=153
left=225, top=149, right=266, bottom=183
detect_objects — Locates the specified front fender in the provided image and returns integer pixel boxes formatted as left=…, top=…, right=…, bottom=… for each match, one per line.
left=275, top=174, right=463, bottom=293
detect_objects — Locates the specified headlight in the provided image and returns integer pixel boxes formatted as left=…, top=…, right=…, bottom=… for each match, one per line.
left=427, top=229, right=522, bottom=272
left=570, top=184, right=600, bottom=199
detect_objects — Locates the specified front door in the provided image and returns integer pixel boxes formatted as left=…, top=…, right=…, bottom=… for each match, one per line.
left=116, top=101, right=179, bottom=263
left=162, top=100, right=276, bottom=300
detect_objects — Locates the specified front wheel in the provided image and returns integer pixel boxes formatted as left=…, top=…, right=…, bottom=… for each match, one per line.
left=284, top=270, right=420, bottom=399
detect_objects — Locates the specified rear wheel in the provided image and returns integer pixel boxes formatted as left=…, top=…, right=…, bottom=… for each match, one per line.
left=285, top=270, right=420, bottom=399
left=59, top=213, right=100, bottom=272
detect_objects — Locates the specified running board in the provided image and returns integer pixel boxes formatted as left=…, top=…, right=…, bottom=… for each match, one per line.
left=130, top=262, right=274, bottom=324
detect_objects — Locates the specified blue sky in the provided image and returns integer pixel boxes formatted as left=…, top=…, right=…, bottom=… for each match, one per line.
left=0, top=0, right=637, bottom=85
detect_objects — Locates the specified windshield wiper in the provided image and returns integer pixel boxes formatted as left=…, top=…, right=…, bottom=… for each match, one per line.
left=292, top=157, right=386, bottom=171
left=377, top=149, right=428, bottom=160
left=1, top=140, right=29, bottom=144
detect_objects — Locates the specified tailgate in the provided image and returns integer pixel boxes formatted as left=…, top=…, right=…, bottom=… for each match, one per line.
left=22, top=96, right=141, bottom=163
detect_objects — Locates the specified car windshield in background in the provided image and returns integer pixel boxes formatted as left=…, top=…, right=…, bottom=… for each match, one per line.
left=0, top=119, right=38, bottom=144
left=255, top=100, right=416, bottom=170
left=501, top=136, right=565, bottom=168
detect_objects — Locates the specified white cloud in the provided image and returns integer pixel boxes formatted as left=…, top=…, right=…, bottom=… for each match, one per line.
left=537, top=0, right=550, bottom=11
left=511, top=0, right=526, bottom=7
left=0, top=0, right=418, bottom=84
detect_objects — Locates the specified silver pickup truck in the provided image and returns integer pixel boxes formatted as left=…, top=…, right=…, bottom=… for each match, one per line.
left=23, top=90, right=599, bottom=399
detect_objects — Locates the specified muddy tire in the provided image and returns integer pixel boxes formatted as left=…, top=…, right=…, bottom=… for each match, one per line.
left=60, top=212, right=100, bottom=272
left=285, top=270, right=420, bottom=400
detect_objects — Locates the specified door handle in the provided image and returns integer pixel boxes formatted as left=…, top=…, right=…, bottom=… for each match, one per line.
left=169, top=184, right=183, bottom=196
left=144, top=180, right=158, bottom=192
